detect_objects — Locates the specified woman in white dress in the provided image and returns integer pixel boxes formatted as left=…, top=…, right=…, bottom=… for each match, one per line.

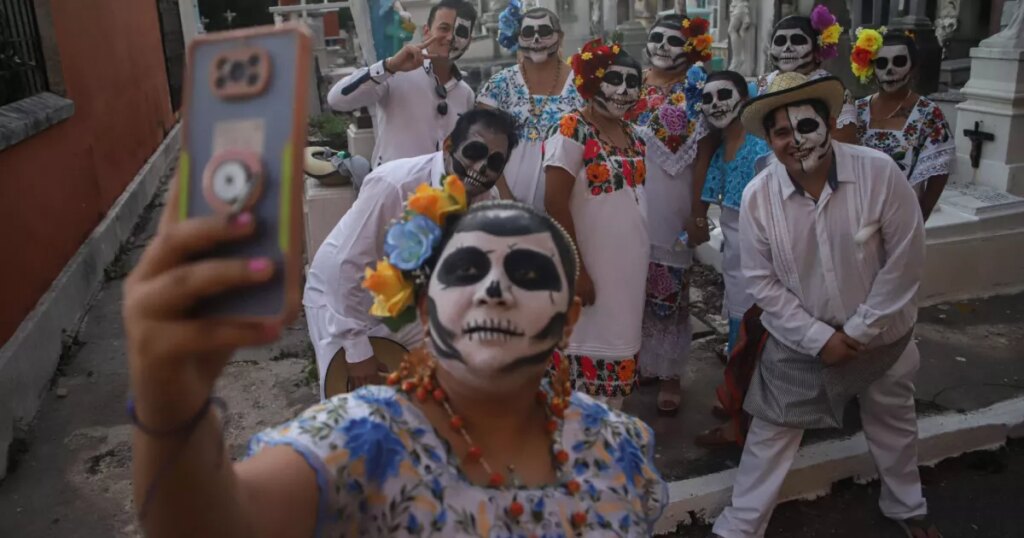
left=476, top=2, right=583, bottom=210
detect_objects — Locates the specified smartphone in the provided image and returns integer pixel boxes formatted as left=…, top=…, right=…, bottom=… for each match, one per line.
left=172, top=24, right=311, bottom=322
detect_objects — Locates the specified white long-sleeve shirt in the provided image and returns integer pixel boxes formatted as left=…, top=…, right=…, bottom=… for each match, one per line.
left=303, top=152, right=494, bottom=364
left=739, top=141, right=925, bottom=357
left=327, top=59, right=474, bottom=167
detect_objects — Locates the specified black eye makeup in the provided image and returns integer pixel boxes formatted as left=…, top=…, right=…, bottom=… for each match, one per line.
left=520, top=25, right=554, bottom=39
left=625, top=74, right=641, bottom=89
left=603, top=71, right=623, bottom=86
left=702, top=92, right=714, bottom=105
left=716, top=88, right=734, bottom=101
left=504, top=249, right=562, bottom=292
left=796, top=117, right=821, bottom=135
left=437, top=247, right=491, bottom=287
left=455, top=25, right=470, bottom=39
left=461, top=141, right=489, bottom=161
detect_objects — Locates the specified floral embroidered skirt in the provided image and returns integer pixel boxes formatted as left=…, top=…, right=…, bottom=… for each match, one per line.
left=551, top=350, right=639, bottom=398
left=639, top=262, right=691, bottom=380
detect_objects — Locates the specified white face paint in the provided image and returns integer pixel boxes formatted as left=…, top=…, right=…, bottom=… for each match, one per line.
left=449, top=16, right=473, bottom=60
left=646, top=25, right=687, bottom=71
left=518, top=13, right=560, bottom=64
left=787, top=104, right=831, bottom=172
left=445, top=124, right=509, bottom=196
left=701, top=79, right=743, bottom=129
left=428, top=228, right=570, bottom=390
left=874, top=44, right=912, bottom=93
left=770, top=28, right=815, bottom=73
left=594, top=64, right=641, bottom=119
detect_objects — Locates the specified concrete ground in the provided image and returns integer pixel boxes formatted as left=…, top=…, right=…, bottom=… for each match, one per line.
left=1, top=169, right=1023, bottom=537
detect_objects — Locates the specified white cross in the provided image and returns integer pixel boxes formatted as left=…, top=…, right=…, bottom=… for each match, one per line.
left=224, top=9, right=237, bottom=26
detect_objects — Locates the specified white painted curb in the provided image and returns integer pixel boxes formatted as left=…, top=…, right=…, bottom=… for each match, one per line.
left=0, top=124, right=180, bottom=478
left=655, top=396, right=1024, bottom=534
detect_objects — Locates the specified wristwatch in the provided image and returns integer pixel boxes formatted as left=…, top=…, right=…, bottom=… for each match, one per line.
left=694, top=217, right=708, bottom=228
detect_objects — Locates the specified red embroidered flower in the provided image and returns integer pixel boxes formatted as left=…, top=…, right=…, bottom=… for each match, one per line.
left=583, top=139, right=601, bottom=160
left=622, top=161, right=635, bottom=187
left=604, top=185, right=613, bottom=193
left=618, top=359, right=637, bottom=384
left=591, top=186, right=602, bottom=196
left=647, top=93, right=666, bottom=110
left=581, top=357, right=597, bottom=380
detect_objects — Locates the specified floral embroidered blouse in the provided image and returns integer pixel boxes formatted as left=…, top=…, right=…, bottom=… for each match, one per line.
left=248, top=384, right=668, bottom=537
left=624, top=80, right=707, bottom=176
left=702, top=134, right=772, bottom=210
left=855, top=95, right=954, bottom=185
left=542, top=111, right=649, bottom=358
left=476, top=65, right=584, bottom=209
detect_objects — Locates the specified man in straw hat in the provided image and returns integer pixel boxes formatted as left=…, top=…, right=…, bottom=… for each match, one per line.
left=710, top=72, right=941, bottom=538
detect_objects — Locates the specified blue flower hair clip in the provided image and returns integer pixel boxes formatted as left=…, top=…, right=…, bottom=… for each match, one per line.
left=684, top=63, right=707, bottom=119
left=497, top=0, right=523, bottom=51
left=747, top=81, right=759, bottom=99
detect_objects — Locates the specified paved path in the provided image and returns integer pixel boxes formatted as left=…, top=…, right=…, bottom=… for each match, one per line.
left=1, top=173, right=1022, bottom=537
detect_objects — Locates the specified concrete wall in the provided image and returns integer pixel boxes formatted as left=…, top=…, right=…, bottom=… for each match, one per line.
left=0, top=0, right=176, bottom=346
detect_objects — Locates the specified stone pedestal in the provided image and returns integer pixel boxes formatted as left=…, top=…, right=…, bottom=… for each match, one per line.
left=347, top=123, right=376, bottom=163
left=616, top=20, right=649, bottom=64
left=952, top=47, right=1024, bottom=194
left=304, top=177, right=356, bottom=262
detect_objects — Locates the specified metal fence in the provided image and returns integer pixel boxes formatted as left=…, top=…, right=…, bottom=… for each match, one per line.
left=0, top=0, right=49, bottom=107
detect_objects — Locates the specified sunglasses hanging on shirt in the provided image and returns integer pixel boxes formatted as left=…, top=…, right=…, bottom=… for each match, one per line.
left=425, top=65, right=449, bottom=116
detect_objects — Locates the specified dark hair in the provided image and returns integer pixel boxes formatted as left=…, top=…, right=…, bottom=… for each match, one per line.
left=774, top=16, right=819, bottom=52
left=761, top=98, right=831, bottom=138
left=880, top=32, right=919, bottom=70
left=521, top=7, right=561, bottom=33
left=706, top=70, right=750, bottom=99
left=611, top=47, right=642, bottom=73
left=448, top=201, right=578, bottom=298
left=448, top=108, right=520, bottom=155
left=652, top=13, right=685, bottom=30
left=428, top=0, right=478, bottom=27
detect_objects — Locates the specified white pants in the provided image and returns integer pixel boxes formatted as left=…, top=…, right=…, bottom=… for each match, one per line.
left=712, top=342, right=927, bottom=538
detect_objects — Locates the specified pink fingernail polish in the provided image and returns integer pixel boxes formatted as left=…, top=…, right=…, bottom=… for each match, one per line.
left=232, top=212, right=254, bottom=228
left=248, top=258, right=272, bottom=273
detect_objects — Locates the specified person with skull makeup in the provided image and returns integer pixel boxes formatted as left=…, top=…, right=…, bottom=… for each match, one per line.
left=123, top=193, right=669, bottom=536
left=543, top=40, right=648, bottom=410
left=476, top=3, right=583, bottom=210
left=708, top=72, right=941, bottom=538
left=305, top=109, right=518, bottom=397
left=756, top=14, right=859, bottom=144
left=694, top=71, right=770, bottom=362
left=621, top=14, right=715, bottom=415
left=854, top=33, right=954, bottom=221
left=327, top=0, right=477, bottom=168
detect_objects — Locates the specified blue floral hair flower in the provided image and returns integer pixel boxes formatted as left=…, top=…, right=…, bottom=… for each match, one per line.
left=384, top=214, right=442, bottom=271
left=684, top=63, right=708, bottom=120
left=747, top=81, right=759, bottom=99
left=497, top=0, right=523, bottom=51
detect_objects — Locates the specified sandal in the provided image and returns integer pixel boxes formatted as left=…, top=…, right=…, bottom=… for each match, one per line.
left=895, top=516, right=943, bottom=538
left=657, top=379, right=681, bottom=416
left=694, top=425, right=738, bottom=448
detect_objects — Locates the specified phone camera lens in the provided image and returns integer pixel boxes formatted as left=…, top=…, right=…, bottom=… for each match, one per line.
left=248, top=53, right=261, bottom=66
left=229, top=60, right=246, bottom=83
left=247, top=73, right=260, bottom=87
left=216, top=57, right=228, bottom=71
left=215, top=76, right=226, bottom=89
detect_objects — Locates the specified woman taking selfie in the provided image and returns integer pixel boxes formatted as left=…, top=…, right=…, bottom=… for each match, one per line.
left=125, top=184, right=667, bottom=536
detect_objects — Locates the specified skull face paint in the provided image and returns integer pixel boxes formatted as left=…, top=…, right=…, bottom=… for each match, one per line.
left=518, top=12, right=560, bottom=64
left=427, top=227, right=570, bottom=390
left=646, top=24, right=687, bottom=71
left=448, top=17, right=473, bottom=61
left=594, top=64, right=641, bottom=119
left=787, top=104, right=831, bottom=172
left=701, top=80, right=743, bottom=129
left=445, top=123, right=509, bottom=196
left=874, top=44, right=912, bottom=93
left=770, top=28, right=815, bottom=73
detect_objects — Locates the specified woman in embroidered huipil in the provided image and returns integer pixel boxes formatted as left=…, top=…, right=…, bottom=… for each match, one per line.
left=693, top=71, right=770, bottom=357
left=853, top=32, right=954, bottom=220
left=756, top=7, right=859, bottom=143
left=544, top=40, right=648, bottom=409
left=623, top=14, right=714, bottom=415
left=477, top=3, right=583, bottom=210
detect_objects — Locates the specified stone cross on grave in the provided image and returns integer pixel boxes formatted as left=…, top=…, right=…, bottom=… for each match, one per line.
left=223, top=9, right=237, bottom=27
left=962, top=121, right=994, bottom=169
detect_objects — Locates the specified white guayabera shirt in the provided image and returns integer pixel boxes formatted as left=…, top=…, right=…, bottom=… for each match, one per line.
left=739, top=141, right=925, bottom=357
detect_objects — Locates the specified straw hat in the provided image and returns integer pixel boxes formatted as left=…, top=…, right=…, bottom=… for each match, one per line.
left=740, top=72, right=846, bottom=139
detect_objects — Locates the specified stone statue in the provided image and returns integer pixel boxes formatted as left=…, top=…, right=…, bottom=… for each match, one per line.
left=981, top=0, right=1024, bottom=49
left=935, top=0, right=961, bottom=53
left=590, top=0, right=604, bottom=37
left=728, top=0, right=755, bottom=76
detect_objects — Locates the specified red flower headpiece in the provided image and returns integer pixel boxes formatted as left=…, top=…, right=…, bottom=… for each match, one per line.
left=681, top=17, right=714, bottom=64
left=570, top=38, right=621, bottom=100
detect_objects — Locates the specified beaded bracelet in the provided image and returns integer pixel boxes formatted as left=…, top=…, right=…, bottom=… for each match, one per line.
left=127, top=396, right=225, bottom=437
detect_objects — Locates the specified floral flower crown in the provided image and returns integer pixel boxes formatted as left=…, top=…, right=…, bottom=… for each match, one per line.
left=570, top=38, right=622, bottom=100
left=681, top=16, right=714, bottom=64
left=850, top=26, right=886, bottom=83
left=497, top=0, right=523, bottom=51
left=362, top=175, right=468, bottom=329
left=810, top=5, right=842, bottom=60
left=683, top=63, right=707, bottom=120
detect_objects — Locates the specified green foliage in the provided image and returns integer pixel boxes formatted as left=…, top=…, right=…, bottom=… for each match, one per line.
left=308, top=112, right=352, bottom=151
